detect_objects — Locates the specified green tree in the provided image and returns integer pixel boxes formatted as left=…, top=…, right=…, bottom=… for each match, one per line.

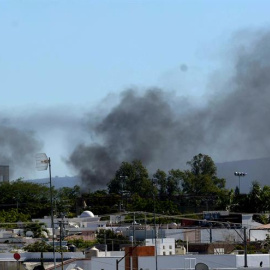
left=167, top=169, right=182, bottom=197
left=96, top=229, right=130, bottom=251
left=153, top=169, right=182, bottom=198
left=24, top=240, right=53, bottom=252
left=182, top=153, right=225, bottom=195
left=248, top=181, right=262, bottom=213
left=56, top=185, right=81, bottom=216
left=179, top=154, right=227, bottom=212
left=108, top=160, right=152, bottom=197
left=83, top=190, right=120, bottom=214
left=261, top=186, right=270, bottom=212
left=0, top=179, right=53, bottom=218
left=67, top=238, right=96, bottom=249
left=0, top=209, right=30, bottom=228
left=187, top=153, right=217, bottom=176
left=153, top=169, right=167, bottom=198
left=231, top=182, right=265, bottom=213
left=24, top=222, right=49, bottom=238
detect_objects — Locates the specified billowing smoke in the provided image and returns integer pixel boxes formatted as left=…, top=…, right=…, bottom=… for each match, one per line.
left=68, top=29, right=270, bottom=189
left=3, top=29, right=269, bottom=187
left=68, top=89, right=203, bottom=189
left=0, top=123, right=42, bottom=179
left=0, top=106, right=84, bottom=180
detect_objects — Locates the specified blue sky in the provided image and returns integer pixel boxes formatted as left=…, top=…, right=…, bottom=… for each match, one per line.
left=1, top=0, right=270, bottom=179
left=2, top=0, right=270, bottom=107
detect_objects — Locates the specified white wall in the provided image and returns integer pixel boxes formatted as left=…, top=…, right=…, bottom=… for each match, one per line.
left=249, top=230, right=270, bottom=241
left=236, top=254, right=270, bottom=268
left=124, top=227, right=270, bottom=243
left=97, top=251, right=125, bottom=257
left=0, top=252, right=84, bottom=262
left=201, top=228, right=243, bottom=243
left=139, top=255, right=238, bottom=270
left=123, top=228, right=185, bottom=241
left=90, top=257, right=124, bottom=270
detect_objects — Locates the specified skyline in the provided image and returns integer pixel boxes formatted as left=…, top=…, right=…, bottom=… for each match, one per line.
left=1, top=1, right=270, bottom=182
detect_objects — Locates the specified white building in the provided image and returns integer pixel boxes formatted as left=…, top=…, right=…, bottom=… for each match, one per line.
left=32, top=210, right=108, bottom=240
left=145, top=238, right=175, bottom=255
left=121, top=213, right=270, bottom=243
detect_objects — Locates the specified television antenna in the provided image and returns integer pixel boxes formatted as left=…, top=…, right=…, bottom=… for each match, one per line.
left=35, top=153, right=56, bottom=269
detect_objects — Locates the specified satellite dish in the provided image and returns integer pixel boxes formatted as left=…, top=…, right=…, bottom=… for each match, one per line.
left=35, top=153, right=49, bottom=171
left=195, top=263, right=209, bottom=270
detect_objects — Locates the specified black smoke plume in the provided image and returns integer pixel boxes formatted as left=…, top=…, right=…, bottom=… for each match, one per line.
left=68, top=30, right=270, bottom=190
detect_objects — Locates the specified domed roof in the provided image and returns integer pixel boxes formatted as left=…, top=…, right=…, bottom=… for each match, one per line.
left=80, top=210, right=94, bottom=218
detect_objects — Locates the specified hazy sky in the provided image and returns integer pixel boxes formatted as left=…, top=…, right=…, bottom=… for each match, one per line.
left=1, top=0, right=270, bottom=181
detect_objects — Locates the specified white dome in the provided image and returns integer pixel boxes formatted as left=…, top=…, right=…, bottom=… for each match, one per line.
left=25, top=231, right=34, bottom=237
left=80, top=210, right=94, bottom=218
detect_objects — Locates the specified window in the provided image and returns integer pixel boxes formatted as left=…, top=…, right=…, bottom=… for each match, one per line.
left=214, top=248, right=224, bottom=254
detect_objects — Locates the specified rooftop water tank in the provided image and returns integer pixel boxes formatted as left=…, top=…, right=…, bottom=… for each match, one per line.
left=85, top=247, right=99, bottom=258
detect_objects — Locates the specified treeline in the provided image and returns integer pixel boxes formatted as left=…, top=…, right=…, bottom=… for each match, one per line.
left=1, top=153, right=270, bottom=224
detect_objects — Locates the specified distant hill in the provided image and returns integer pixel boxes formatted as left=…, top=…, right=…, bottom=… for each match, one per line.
left=26, top=175, right=80, bottom=190
left=216, top=157, right=270, bottom=193
left=25, top=157, right=270, bottom=194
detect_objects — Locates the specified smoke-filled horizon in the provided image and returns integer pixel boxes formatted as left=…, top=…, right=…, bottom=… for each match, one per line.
left=1, top=29, right=270, bottom=186
left=68, top=30, right=270, bottom=189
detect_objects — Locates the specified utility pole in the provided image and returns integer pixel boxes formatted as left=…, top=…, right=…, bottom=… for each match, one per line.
left=58, top=215, right=68, bottom=270
left=209, top=223, right=212, bottom=243
left=133, top=212, right=135, bottom=245
left=244, top=227, right=248, bottom=268
left=116, top=243, right=140, bottom=270
left=231, top=224, right=248, bottom=267
left=152, top=178, right=158, bottom=270
left=145, top=212, right=147, bottom=241
left=119, top=175, right=128, bottom=212
left=104, top=230, right=107, bottom=256
left=35, top=153, right=56, bottom=269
